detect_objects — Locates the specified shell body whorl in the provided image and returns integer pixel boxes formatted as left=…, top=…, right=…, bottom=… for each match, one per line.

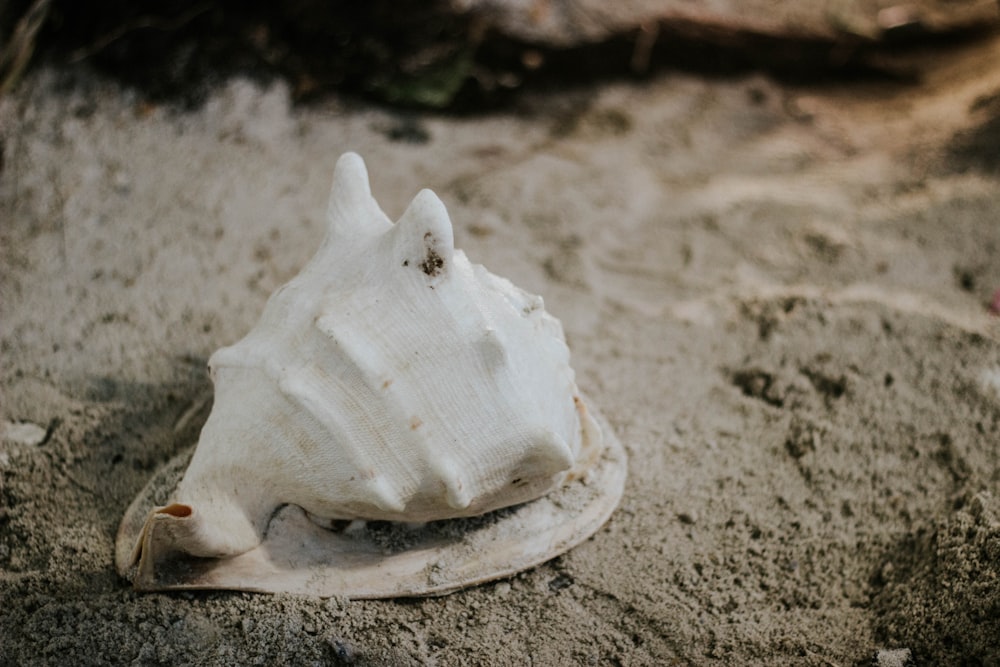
left=150, top=153, right=601, bottom=562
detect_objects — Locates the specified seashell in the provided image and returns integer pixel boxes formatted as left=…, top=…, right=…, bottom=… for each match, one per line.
left=115, top=153, right=626, bottom=598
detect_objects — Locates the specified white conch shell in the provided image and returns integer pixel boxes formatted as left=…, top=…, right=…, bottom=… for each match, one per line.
left=115, top=153, right=627, bottom=598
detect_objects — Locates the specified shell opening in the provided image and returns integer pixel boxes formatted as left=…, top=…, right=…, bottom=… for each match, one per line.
left=157, top=503, right=193, bottom=518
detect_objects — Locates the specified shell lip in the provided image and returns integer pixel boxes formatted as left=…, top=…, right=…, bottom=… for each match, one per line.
left=114, top=397, right=627, bottom=599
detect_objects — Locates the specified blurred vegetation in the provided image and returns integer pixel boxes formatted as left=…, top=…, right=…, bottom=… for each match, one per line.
left=0, top=0, right=50, bottom=95
left=0, top=1, right=492, bottom=107
left=0, top=0, right=997, bottom=109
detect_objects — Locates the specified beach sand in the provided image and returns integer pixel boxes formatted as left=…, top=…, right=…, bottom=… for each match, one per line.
left=2, top=34, right=1000, bottom=665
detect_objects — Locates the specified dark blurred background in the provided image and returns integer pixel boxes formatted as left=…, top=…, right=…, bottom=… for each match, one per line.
left=2, top=0, right=998, bottom=109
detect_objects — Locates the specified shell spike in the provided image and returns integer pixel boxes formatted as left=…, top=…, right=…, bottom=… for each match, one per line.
left=433, top=458, right=472, bottom=510
left=325, top=152, right=392, bottom=242
left=394, top=189, right=454, bottom=279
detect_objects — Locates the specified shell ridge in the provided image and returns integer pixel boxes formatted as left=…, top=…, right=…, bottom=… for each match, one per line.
left=383, top=277, right=517, bottom=492
left=446, top=264, right=573, bottom=471
left=313, top=285, right=531, bottom=515
left=317, top=286, right=484, bottom=509
left=410, top=260, right=576, bottom=493
left=312, top=311, right=426, bottom=480
left=277, top=367, right=408, bottom=514
left=311, top=251, right=581, bottom=511
left=317, top=259, right=541, bottom=510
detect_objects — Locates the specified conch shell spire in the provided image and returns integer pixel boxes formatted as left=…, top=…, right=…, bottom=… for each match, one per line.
left=394, top=189, right=455, bottom=279
left=322, top=153, right=455, bottom=281
left=324, top=152, right=392, bottom=242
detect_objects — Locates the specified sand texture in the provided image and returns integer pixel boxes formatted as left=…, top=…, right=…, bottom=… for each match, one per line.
left=3, top=35, right=1000, bottom=666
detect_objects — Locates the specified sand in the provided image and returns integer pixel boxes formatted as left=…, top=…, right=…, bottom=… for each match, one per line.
left=2, top=34, right=1000, bottom=666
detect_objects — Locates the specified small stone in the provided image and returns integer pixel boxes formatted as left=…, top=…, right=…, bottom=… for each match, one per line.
left=875, top=647, right=913, bottom=667
left=112, top=169, right=133, bottom=194
left=494, top=581, right=511, bottom=597
left=326, top=637, right=356, bottom=663
left=2, top=420, right=47, bottom=446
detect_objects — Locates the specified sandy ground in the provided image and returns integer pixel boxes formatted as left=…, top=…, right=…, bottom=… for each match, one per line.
left=3, top=34, right=1000, bottom=666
